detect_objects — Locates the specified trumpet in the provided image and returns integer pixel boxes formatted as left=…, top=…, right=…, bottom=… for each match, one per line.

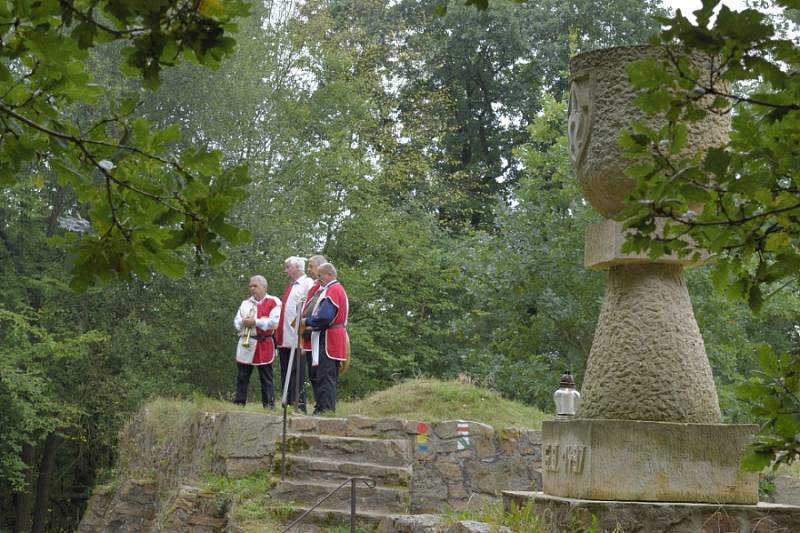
left=240, top=305, right=257, bottom=347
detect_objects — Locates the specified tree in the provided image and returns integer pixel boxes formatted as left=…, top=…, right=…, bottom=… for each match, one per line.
left=0, top=0, right=252, bottom=290
left=393, top=0, right=666, bottom=230
left=620, top=0, right=800, bottom=468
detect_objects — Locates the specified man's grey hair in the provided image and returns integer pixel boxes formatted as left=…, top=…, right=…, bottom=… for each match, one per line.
left=285, top=256, right=306, bottom=271
left=250, top=275, right=268, bottom=288
left=318, top=263, right=337, bottom=277
left=308, top=254, right=327, bottom=268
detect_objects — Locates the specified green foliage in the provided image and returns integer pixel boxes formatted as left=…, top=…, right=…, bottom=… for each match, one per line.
left=0, top=0, right=252, bottom=290
left=392, top=0, right=665, bottom=230
left=0, top=309, right=94, bottom=489
left=454, top=94, right=603, bottom=409
left=620, top=0, right=800, bottom=468
left=737, top=343, right=800, bottom=471
left=620, top=0, right=800, bottom=311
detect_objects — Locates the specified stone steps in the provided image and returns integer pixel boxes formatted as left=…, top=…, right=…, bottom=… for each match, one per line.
left=280, top=433, right=412, bottom=467
left=270, top=424, right=414, bottom=529
left=271, top=479, right=409, bottom=514
left=276, top=453, right=411, bottom=487
left=283, top=506, right=392, bottom=531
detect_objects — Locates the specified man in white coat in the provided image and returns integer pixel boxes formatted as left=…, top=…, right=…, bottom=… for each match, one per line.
left=275, top=257, right=314, bottom=412
left=233, top=275, right=281, bottom=407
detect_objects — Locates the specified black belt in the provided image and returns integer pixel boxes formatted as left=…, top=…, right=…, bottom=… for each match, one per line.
left=252, top=335, right=274, bottom=341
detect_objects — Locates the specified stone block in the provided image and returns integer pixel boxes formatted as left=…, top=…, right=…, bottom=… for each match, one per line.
left=584, top=219, right=707, bottom=270
left=542, top=419, right=758, bottom=504
left=466, top=457, right=533, bottom=496
left=503, top=491, right=800, bottom=533
left=435, top=460, right=463, bottom=480
left=317, top=417, right=348, bottom=435
left=770, top=475, right=800, bottom=506
left=288, top=416, right=318, bottom=433
left=434, top=421, right=494, bottom=439
left=224, top=456, right=271, bottom=479
left=375, top=417, right=407, bottom=437
left=447, top=521, right=513, bottom=533
left=378, top=514, right=447, bottom=533
left=216, top=412, right=281, bottom=458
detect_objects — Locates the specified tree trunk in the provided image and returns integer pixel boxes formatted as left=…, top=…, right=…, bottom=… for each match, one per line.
left=13, top=442, right=34, bottom=533
left=31, top=433, right=60, bottom=533
left=45, top=186, right=68, bottom=238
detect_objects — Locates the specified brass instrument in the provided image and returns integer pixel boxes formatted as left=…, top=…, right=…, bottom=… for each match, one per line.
left=240, top=305, right=257, bottom=347
left=295, top=296, right=307, bottom=340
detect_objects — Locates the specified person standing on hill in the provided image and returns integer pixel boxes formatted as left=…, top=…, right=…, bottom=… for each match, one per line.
left=303, top=263, right=349, bottom=414
left=276, top=256, right=314, bottom=412
left=233, top=275, right=282, bottom=408
left=300, top=255, right=327, bottom=409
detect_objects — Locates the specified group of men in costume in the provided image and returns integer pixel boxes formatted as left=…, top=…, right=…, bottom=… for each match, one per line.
left=233, top=256, right=350, bottom=414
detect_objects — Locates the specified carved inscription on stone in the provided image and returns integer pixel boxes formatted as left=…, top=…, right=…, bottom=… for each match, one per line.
left=563, top=444, right=586, bottom=474
left=543, top=444, right=560, bottom=472
left=543, top=444, right=586, bottom=474
left=567, top=71, right=593, bottom=167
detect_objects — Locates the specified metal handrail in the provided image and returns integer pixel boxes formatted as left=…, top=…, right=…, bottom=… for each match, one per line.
left=281, top=476, right=376, bottom=533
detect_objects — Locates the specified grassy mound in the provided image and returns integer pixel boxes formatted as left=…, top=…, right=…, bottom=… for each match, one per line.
left=181, top=378, right=549, bottom=429
left=334, top=378, right=550, bottom=429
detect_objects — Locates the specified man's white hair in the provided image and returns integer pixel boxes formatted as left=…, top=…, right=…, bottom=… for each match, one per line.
left=308, top=254, right=327, bottom=268
left=250, top=275, right=268, bottom=288
left=318, top=263, right=337, bottom=277
left=285, top=256, right=306, bottom=271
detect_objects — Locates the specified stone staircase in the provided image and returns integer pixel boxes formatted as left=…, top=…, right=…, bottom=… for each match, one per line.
left=269, top=417, right=414, bottom=530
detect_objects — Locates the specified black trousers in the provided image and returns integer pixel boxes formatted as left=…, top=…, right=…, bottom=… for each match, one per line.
left=308, top=336, right=340, bottom=414
left=234, top=362, right=274, bottom=408
left=279, top=347, right=306, bottom=412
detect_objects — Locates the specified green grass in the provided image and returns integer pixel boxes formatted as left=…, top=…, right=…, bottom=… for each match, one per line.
left=143, top=397, right=199, bottom=443
left=333, top=378, right=550, bottom=429
left=202, top=471, right=284, bottom=532
left=143, top=378, right=549, bottom=430
left=442, top=501, right=545, bottom=532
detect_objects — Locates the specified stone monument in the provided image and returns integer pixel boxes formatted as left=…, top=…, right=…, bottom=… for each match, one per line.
left=544, top=44, right=757, bottom=505
left=502, top=45, right=800, bottom=532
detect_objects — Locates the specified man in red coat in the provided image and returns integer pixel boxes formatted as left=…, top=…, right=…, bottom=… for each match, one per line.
left=233, top=275, right=281, bottom=408
left=303, top=262, right=349, bottom=414
left=300, top=255, right=326, bottom=408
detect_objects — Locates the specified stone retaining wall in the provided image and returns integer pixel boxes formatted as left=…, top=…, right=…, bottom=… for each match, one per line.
left=80, top=411, right=543, bottom=530
left=410, top=420, right=542, bottom=512
left=288, top=415, right=543, bottom=512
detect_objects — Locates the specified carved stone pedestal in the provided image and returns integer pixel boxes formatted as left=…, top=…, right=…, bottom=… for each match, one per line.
left=542, top=420, right=758, bottom=504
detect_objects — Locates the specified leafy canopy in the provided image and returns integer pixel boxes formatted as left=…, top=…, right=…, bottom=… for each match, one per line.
left=0, top=0, right=251, bottom=290
left=619, top=0, right=799, bottom=312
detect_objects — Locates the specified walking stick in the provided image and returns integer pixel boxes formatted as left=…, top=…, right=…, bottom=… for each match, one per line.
left=280, top=297, right=306, bottom=481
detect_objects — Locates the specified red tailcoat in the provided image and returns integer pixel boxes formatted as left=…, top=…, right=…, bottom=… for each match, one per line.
left=275, top=282, right=294, bottom=347
left=319, top=281, right=349, bottom=361
left=252, top=297, right=279, bottom=365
